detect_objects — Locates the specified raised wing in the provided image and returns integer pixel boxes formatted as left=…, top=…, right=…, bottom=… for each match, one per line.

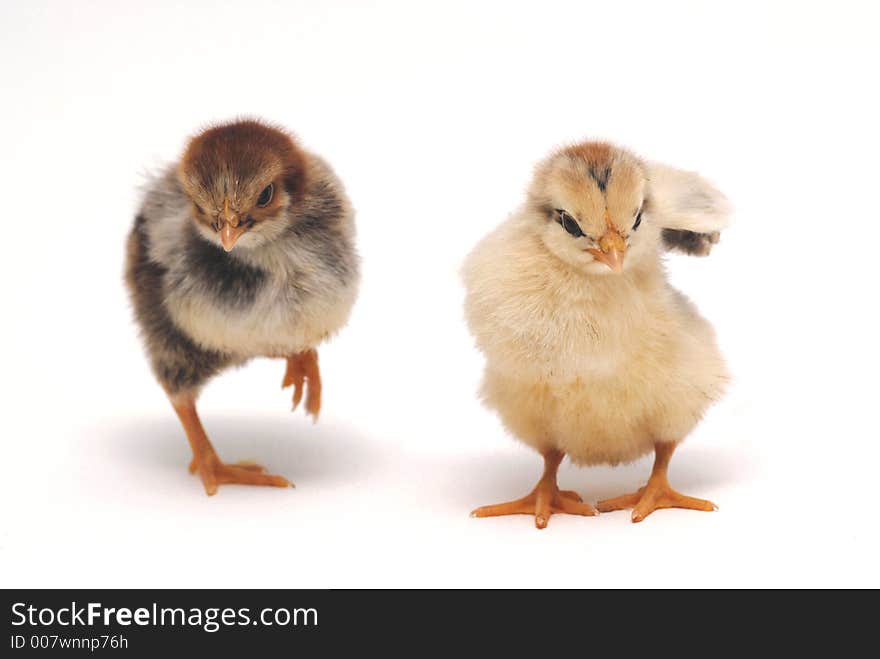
left=645, top=161, right=732, bottom=256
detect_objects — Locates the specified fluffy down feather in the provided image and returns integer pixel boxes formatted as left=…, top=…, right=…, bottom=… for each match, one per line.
left=463, top=143, right=730, bottom=466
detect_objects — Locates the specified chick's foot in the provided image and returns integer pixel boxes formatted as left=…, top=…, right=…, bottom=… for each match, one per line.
left=282, top=349, right=322, bottom=420
left=596, top=484, right=715, bottom=523
left=471, top=450, right=598, bottom=529
left=471, top=487, right=597, bottom=530
left=187, top=457, right=276, bottom=476
left=172, top=395, right=292, bottom=497
left=190, top=453, right=291, bottom=497
left=596, top=442, right=716, bottom=523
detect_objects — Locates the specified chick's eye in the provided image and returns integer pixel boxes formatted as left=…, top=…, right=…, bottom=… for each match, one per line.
left=633, top=209, right=643, bottom=231
left=556, top=209, right=584, bottom=238
left=256, top=183, right=274, bottom=207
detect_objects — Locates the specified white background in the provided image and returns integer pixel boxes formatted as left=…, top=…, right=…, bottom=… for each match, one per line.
left=1, top=0, right=878, bottom=588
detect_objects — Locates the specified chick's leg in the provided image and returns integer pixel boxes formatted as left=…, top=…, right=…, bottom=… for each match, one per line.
left=597, top=442, right=716, bottom=523
left=282, top=349, right=321, bottom=420
left=170, top=395, right=291, bottom=496
left=471, top=449, right=598, bottom=529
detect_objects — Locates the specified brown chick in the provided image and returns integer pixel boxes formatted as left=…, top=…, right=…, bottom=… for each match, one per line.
left=463, top=141, right=731, bottom=527
left=125, top=119, right=359, bottom=495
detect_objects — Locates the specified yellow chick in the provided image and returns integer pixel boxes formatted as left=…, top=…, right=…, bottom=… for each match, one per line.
left=463, top=141, right=731, bottom=528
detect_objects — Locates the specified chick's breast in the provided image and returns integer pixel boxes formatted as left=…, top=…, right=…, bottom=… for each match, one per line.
left=463, top=215, right=728, bottom=467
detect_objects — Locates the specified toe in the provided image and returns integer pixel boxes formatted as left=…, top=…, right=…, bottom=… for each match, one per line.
left=631, top=506, right=650, bottom=523
left=200, top=470, right=219, bottom=496
left=305, top=396, right=321, bottom=421
left=534, top=486, right=553, bottom=529
left=217, top=466, right=291, bottom=488
left=232, top=461, right=266, bottom=472
left=194, top=455, right=219, bottom=495
left=631, top=497, right=660, bottom=523
left=668, top=492, right=718, bottom=512
left=291, top=381, right=304, bottom=410
left=597, top=492, right=641, bottom=512
left=281, top=370, right=301, bottom=390
left=471, top=496, right=535, bottom=518
left=556, top=498, right=599, bottom=517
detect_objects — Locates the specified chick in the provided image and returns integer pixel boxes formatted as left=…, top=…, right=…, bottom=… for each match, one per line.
left=464, top=141, right=730, bottom=527
left=125, top=119, right=359, bottom=495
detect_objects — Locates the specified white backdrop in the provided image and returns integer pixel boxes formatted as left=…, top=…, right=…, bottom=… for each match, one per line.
left=1, top=0, right=877, bottom=588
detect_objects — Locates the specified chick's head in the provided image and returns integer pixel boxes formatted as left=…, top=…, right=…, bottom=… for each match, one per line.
left=528, top=142, right=654, bottom=275
left=177, top=119, right=308, bottom=252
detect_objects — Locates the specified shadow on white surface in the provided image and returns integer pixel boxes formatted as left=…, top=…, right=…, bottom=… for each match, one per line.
left=99, top=414, right=381, bottom=488
left=446, top=443, right=758, bottom=508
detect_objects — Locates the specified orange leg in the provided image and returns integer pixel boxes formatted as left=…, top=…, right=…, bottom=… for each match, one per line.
left=171, top=395, right=291, bottom=496
left=597, top=442, right=717, bottom=523
left=282, top=349, right=321, bottom=421
left=471, top=450, right=598, bottom=529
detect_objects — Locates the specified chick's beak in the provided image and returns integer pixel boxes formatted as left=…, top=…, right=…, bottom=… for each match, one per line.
left=218, top=197, right=244, bottom=252
left=219, top=222, right=246, bottom=252
left=588, top=231, right=627, bottom=273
